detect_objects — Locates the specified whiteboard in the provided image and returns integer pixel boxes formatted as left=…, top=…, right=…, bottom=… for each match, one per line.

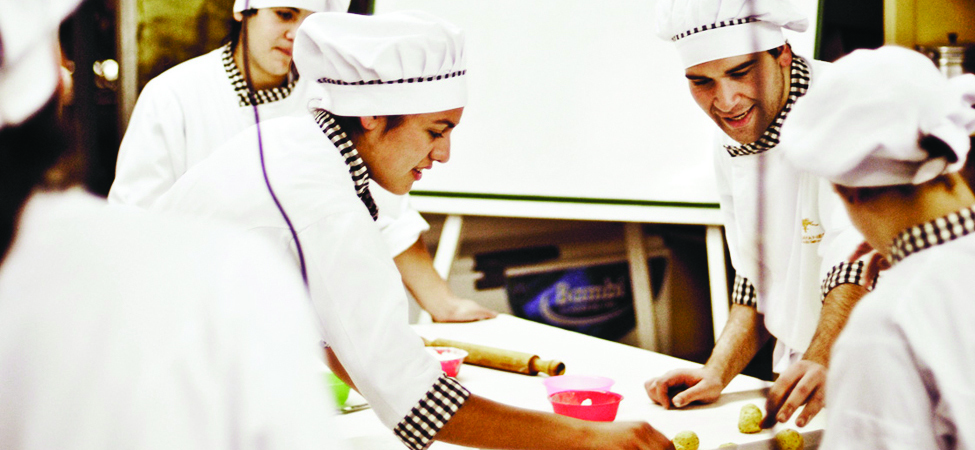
left=375, top=0, right=819, bottom=209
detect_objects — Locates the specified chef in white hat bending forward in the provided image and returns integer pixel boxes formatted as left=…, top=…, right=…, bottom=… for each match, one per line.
left=645, top=0, right=869, bottom=428
left=153, top=11, right=672, bottom=450
left=780, top=45, right=975, bottom=449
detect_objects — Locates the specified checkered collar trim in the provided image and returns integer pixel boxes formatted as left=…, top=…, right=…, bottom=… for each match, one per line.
left=724, top=55, right=810, bottom=157
left=888, top=205, right=975, bottom=264
left=671, top=17, right=759, bottom=42
left=317, top=70, right=466, bottom=86
left=221, top=43, right=298, bottom=107
left=311, top=108, right=379, bottom=221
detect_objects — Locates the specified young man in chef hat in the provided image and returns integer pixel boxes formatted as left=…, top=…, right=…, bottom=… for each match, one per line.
left=0, top=1, right=348, bottom=448
left=153, top=11, right=673, bottom=450
left=779, top=45, right=975, bottom=449
left=645, top=0, right=868, bottom=428
left=109, top=0, right=495, bottom=324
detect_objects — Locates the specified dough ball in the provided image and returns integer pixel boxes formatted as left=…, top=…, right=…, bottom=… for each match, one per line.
left=672, top=430, right=699, bottom=450
left=738, top=403, right=763, bottom=433
left=774, top=429, right=804, bottom=450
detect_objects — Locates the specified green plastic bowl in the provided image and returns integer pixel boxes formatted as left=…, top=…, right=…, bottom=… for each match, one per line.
left=324, top=372, right=350, bottom=406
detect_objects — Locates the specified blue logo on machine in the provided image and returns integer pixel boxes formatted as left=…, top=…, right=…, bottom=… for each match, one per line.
left=506, top=262, right=635, bottom=341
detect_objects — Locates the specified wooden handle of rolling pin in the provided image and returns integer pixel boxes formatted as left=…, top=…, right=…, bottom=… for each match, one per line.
left=424, top=337, right=566, bottom=376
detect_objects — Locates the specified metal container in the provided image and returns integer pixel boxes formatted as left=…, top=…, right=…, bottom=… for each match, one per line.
left=917, top=33, right=973, bottom=78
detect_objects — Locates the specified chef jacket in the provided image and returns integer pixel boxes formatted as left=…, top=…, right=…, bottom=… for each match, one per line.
left=823, top=205, right=975, bottom=450
left=109, top=43, right=429, bottom=256
left=715, top=55, right=865, bottom=370
left=0, top=188, right=343, bottom=450
left=152, top=109, right=467, bottom=450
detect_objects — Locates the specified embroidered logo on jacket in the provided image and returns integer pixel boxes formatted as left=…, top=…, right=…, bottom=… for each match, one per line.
left=802, top=218, right=824, bottom=244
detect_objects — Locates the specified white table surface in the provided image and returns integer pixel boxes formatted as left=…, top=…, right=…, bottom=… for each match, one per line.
left=333, top=314, right=824, bottom=449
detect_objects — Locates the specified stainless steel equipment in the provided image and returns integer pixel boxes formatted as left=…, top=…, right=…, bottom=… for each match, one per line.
left=917, top=33, right=974, bottom=78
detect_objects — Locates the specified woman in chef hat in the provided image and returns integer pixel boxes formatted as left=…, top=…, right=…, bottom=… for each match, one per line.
left=0, top=1, right=347, bottom=448
left=779, top=45, right=975, bottom=449
left=153, top=11, right=672, bottom=450
left=110, top=0, right=345, bottom=206
left=110, top=0, right=495, bottom=324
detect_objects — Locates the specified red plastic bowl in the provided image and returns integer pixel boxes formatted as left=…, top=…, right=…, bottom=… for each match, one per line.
left=427, top=347, right=468, bottom=378
left=543, top=375, right=615, bottom=395
left=548, top=390, right=623, bottom=422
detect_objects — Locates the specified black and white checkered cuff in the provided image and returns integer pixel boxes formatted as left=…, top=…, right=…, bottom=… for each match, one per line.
left=820, top=261, right=866, bottom=300
left=393, top=375, right=470, bottom=450
left=731, top=274, right=757, bottom=307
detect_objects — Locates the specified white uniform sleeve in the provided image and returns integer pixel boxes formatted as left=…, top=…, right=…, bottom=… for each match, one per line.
left=816, top=178, right=867, bottom=298
left=371, top=186, right=430, bottom=257
left=109, top=79, right=188, bottom=208
left=300, top=203, right=467, bottom=450
left=713, top=137, right=758, bottom=307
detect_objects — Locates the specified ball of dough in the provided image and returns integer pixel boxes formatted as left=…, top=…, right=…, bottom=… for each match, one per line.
left=774, top=429, right=804, bottom=450
left=738, top=403, right=763, bottom=434
left=672, top=430, right=699, bottom=450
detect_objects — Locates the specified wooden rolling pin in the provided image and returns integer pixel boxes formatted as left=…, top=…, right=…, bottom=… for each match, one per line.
left=423, top=337, right=565, bottom=376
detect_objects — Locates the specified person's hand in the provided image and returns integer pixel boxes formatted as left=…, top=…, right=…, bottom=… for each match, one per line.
left=644, top=367, right=724, bottom=409
left=431, top=297, right=498, bottom=323
left=585, top=421, right=675, bottom=450
left=761, top=359, right=826, bottom=429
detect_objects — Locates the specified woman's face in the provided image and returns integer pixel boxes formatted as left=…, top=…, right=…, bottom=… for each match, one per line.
left=356, top=108, right=465, bottom=195
left=234, top=7, right=314, bottom=90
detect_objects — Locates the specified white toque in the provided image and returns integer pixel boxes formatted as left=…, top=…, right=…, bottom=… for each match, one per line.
left=781, top=45, right=975, bottom=187
left=232, top=0, right=350, bottom=13
left=293, top=10, right=467, bottom=117
left=655, top=0, right=808, bottom=68
left=0, top=0, right=82, bottom=129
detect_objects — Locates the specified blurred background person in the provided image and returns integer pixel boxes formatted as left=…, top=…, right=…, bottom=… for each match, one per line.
left=0, top=1, right=346, bottom=449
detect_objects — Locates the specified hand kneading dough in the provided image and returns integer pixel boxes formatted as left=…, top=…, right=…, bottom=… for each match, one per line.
left=738, top=403, right=762, bottom=433
left=672, top=430, right=699, bottom=450
left=774, top=429, right=804, bottom=450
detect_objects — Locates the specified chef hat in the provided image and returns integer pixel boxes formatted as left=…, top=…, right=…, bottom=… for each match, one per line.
left=656, top=0, right=808, bottom=68
left=780, top=46, right=975, bottom=188
left=0, top=0, right=82, bottom=130
left=232, top=0, right=349, bottom=13
left=293, top=11, right=466, bottom=117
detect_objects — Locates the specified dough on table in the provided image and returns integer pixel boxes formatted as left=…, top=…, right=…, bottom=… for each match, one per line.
left=738, top=403, right=763, bottom=433
left=774, top=429, right=804, bottom=450
left=672, top=430, right=699, bottom=450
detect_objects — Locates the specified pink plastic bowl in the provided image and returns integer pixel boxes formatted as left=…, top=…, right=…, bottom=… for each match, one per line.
left=548, top=390, right=623, bottom=422
left=543, top=375, right=615, bottom=395
left=427, top=347, right=468, bottom=378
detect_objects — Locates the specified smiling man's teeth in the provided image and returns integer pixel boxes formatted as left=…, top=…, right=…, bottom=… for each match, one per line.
left=731, top=111, right=747, bottom=120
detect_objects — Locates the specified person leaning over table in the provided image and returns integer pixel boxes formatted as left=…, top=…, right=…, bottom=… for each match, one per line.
left=151, top=11, right=673, bottom=450
left=779, top=45, right=975, bottom=450
left=0, top=1, right=348, bottom=449
left=108, top=0, right=495, bottom=324
left=644, top=0, right=869, bottom=428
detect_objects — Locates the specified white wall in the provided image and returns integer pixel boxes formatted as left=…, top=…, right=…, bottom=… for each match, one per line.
left=375, top=0, right=820, bottom=206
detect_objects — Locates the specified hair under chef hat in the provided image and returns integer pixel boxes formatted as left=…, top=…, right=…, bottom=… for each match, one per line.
left=655, top=0, right=808, bottom=69
left=780, top=46, right=975, bottom=188
left=232, top=0, right=350, bottom=13
left=0, top=0, right=82, bottom=130
left=292, top=11, right=466, bottom=117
